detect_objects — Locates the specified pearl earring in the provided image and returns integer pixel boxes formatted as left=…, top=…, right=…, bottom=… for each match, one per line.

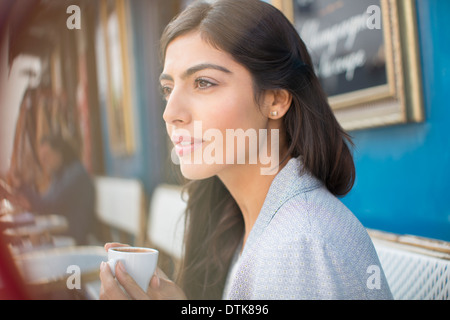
left=270, top=111, right=278, bottom=117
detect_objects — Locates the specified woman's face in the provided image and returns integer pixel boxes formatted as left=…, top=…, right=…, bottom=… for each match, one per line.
left=161, top=31, right=275, bottom=180
left=38, top=143, right=63, bottom=175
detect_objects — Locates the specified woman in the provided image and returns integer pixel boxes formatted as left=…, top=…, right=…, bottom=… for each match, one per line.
left=100, top=0, right=392, bottom=300
left=11, top=135, right=95, bottom=245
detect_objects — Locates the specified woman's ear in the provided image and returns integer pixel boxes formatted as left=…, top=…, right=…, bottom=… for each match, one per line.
left=264, top=89, right=292, bottom=119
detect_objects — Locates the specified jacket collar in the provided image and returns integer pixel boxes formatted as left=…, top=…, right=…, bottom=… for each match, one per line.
left=242, top=157, right=322, bottom=256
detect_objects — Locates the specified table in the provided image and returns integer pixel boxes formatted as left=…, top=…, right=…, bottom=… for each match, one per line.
left=14, top=246, right=107, bottom=299
left=1, top=213, right=70, bottom=253
left=2, top=214, right=68, bottom=237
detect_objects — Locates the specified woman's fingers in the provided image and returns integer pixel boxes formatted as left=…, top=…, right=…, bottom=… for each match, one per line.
left=100, top=244, right=187, bottom=300
left=99, top=261, right=128, bottom=300
left=99, top=260, right=151, bottom=300
left=104, top=242, right=129, bottom=252
left=147, top=268, right=187, bottom=300
left=114, top=261, right=150, bottom=300
left=100, top=262, right=187, bottom=300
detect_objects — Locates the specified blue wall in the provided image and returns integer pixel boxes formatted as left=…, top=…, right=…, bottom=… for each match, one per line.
left=342, top=0, right=450, bottom=241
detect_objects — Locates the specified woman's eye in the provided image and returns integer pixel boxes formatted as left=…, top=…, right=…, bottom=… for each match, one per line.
left=160, top=86, right=172, bottom=99
left=195, top=78, right=216, bottom=90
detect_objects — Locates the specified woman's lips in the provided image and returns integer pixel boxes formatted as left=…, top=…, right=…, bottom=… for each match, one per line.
left=172, top=135, right=204, bottom=157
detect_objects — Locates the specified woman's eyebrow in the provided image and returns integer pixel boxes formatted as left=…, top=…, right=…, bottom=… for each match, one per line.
left=159, top=73, right=173, bottom=82
left=183, top=63, right=232, bottom=78
left=159, top=63, right=232, bottom=82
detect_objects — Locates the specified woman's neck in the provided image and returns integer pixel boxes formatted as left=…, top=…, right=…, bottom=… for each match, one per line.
left=218, top=159, right=289, bottom=248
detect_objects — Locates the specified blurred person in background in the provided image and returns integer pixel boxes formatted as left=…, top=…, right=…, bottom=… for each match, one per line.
left=7, top=135, right=95, bottom=245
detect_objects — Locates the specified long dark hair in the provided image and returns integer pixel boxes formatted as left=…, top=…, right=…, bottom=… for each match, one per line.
left=160, top=0, right=355, bottom=299
left=40, top=135, right=79, bottom=168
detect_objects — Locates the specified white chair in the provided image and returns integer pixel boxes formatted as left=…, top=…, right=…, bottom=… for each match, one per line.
left=369, top=230, right=450, bottom=300
left=146, top=184, right=186, bottom=276
left=95, top=176, right=147, bottom=246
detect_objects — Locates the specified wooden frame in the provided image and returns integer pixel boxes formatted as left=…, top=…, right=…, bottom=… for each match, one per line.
left=272, top=0, right=424, bottom=130
left=99, top=0, right=135, bottom=155
left=368, top=229, right=450, bottom=260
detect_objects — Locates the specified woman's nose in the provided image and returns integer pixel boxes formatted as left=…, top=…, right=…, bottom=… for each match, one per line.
left=162, top=88, right=191, bottom=125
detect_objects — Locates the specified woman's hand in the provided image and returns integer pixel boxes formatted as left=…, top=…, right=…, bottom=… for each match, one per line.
left=13, top=194, right=31, bottom=210
left=99, top=242, right=187, bottom=300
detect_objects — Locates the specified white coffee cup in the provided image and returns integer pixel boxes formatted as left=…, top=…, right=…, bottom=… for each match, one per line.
left=107, top=247, right=159, bottom=292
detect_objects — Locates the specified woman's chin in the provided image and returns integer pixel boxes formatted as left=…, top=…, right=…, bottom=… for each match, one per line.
left=179, top=162, right=223, bottom=181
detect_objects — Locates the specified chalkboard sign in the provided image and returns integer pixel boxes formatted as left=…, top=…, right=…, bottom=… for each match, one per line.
left=274, top=0, right=424, bottom=130
left=293, top=0, right=386, bottom=99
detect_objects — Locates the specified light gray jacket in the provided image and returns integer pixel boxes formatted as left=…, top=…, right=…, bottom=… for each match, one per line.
left=224, top=157, right=393, bottom=300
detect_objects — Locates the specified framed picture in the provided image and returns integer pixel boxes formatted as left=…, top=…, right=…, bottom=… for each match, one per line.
left=99, top=0, right=135, bottom=155
left=272, top=0, right=424, bottom=130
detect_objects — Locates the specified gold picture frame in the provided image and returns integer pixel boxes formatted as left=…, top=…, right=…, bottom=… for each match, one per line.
left=272, top=0, right=424, bottom=130
left=99, top=0, right=135, bottom=155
